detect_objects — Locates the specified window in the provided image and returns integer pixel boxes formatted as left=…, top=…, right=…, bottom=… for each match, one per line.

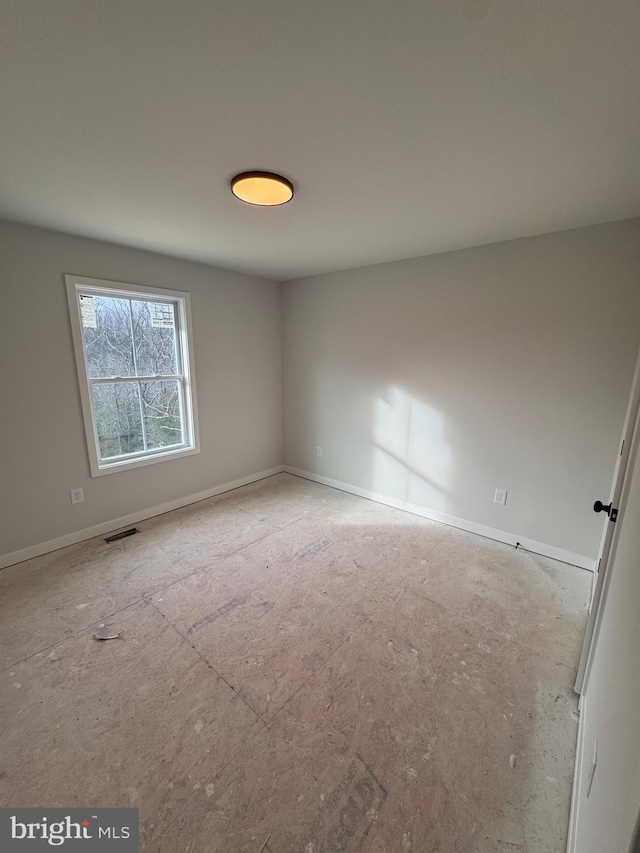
left=66, top=275, right=199, bottom=476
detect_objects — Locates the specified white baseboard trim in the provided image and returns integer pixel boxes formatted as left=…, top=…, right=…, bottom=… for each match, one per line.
left=284, top=466, right=596, bottom=571
left=0, top=466, right=285, bottom=570
left=566, top=692, right=587, bottom=853
left=2, top=464, right=595, bottom=573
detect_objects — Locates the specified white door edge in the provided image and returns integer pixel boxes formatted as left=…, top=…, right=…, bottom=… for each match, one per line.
left=574, top=345, right=640, bottom=694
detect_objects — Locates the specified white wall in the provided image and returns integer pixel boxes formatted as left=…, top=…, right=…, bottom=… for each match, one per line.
left=282, top=219, right=640, bottom=563
left=0, top=219, right=282, bottom=559
left=3, top=217, right=639, bottom=567
left=571, top=385, right=640, bottom=852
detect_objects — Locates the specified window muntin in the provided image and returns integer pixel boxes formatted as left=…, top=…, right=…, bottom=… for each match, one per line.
left=66, top=276, right=199, bottom=476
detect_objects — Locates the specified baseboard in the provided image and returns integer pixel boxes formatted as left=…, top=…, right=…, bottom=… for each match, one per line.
left=566, top=692, right=587, bottom=853
left=0, top=466, right=285, bottom=570
left=284, top=466, right=596, bottom=571
left=2, top=464, right=595, bottom=573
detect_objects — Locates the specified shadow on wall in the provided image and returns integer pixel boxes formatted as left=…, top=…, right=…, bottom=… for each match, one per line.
left=375, top=386, right=452, bottom=513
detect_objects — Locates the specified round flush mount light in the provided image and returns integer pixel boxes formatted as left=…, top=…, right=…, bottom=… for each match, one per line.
left=230, top=171, right=294, bottom=206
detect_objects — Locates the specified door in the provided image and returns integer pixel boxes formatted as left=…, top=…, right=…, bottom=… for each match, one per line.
left=567, top=373, right=640, bottom=852
left=574, top=347, right=640, bottom=694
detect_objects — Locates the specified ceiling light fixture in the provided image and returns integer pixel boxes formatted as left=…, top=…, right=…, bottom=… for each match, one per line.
left=230, top=171, right=294, bottom=207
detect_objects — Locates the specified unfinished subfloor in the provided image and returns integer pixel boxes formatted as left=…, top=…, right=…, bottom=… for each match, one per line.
left=0, top=473, right=590, bottom=852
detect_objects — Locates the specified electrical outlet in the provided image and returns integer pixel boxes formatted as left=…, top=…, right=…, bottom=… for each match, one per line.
left=494, top=488, right=507, bottom=506
left=70, top=488, right=84, bottom=505
left=317, top=446, right=323, bottom=458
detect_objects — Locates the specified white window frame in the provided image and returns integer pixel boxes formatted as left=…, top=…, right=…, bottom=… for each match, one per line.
left=65, top=274, right=200, bottom=477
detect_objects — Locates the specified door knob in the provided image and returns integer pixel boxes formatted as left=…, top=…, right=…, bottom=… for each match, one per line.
left=593, top=500, right=618, bottom=522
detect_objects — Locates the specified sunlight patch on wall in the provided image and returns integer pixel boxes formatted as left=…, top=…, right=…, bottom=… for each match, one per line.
left=374, top=387, right=451, bottom=511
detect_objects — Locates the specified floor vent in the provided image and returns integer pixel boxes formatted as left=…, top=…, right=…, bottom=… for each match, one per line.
left=104, top=527, right=140, bottom=543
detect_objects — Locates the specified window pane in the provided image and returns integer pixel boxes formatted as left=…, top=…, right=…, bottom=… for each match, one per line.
left=132, top=300, right=179, bottom=376
left=92, top=383, right=144, bottom=459
left=141, top=380, right=183, bottom=450
left=83, top=295, right=135, bottom=378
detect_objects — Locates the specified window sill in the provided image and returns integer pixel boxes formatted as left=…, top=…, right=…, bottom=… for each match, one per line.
left=90, top=445, right=200, bottom=477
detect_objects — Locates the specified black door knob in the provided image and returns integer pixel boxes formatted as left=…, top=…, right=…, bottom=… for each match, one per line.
left=594, top=500, right=613, bottom=515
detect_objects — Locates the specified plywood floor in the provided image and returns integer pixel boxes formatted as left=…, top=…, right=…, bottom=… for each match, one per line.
left=0, top=473, right=590, bottom=852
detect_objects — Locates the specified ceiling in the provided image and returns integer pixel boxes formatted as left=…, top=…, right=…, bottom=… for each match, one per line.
left=1, top=0, right=639, bottom=281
